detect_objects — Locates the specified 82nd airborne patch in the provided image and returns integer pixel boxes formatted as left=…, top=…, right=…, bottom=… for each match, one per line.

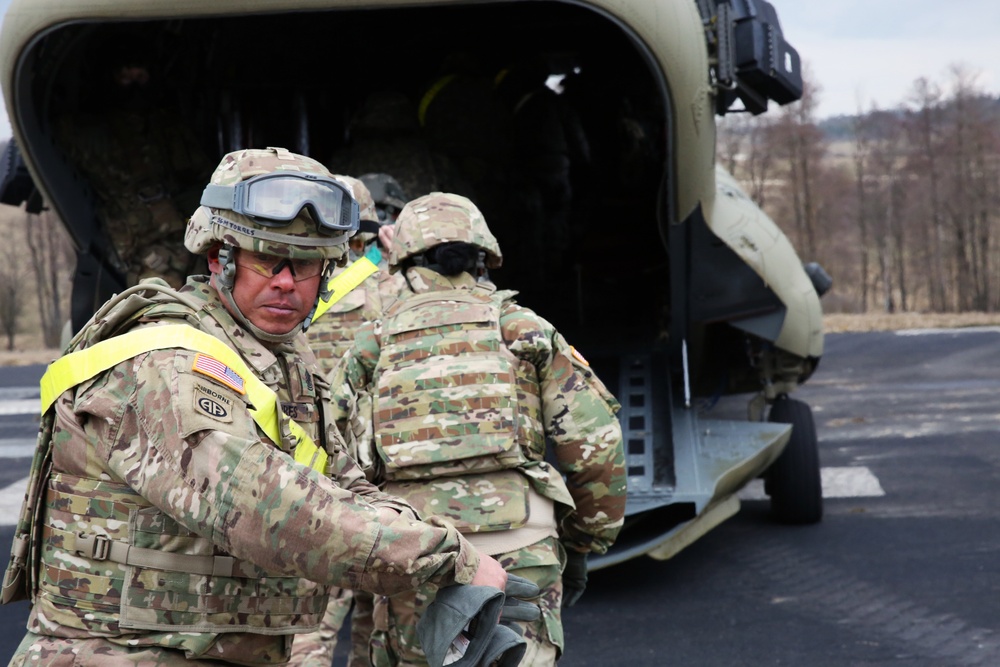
left=193, top=383, right=234, bottom=422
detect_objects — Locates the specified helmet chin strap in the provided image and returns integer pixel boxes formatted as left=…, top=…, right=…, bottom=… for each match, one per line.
left=302, top=261, right=337, bottom=332
left=216, top=244, right=307, bottom=345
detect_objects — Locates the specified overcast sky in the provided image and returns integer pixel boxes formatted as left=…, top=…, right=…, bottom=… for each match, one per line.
left=0, top=0, right=995, bottom=137
left=777, top=0, right=1000, bottom=118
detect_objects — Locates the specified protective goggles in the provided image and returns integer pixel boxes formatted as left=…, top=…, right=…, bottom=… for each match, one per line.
left=201, top=172, right=360, bottom=234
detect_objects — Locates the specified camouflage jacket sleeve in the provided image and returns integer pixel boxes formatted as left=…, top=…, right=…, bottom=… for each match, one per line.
left=500, top=305, right=627, bottom=555
left=81, top=348, right=479, bottom=595
left=327, top=321, right=384, bottom=478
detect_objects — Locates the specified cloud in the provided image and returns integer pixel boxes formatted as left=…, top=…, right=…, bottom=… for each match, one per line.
left=800, top=34, right=997, bottom=117
left=778, top=0, right=1000, bottom=118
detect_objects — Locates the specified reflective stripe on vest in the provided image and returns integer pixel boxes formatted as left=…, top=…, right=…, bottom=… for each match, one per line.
left=312, top=255, right=380, bottom=322
left=39, top=324, right=328, bottom=474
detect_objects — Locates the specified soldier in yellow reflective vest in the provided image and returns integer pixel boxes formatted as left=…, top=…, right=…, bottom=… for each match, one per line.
left=3, top=147, right=508, bottom=666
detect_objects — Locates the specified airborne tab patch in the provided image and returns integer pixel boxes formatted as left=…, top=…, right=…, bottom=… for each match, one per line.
left=194, top=383, right=234, bottom=423
left=192, top=353, right=246, bottom=394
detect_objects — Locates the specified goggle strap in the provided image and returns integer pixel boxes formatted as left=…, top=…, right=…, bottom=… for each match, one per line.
left=358, top=219, right=382, bottom=235
left=211, top=215, right=349, bottom=247
left=200, top=184, right=236, bottom=210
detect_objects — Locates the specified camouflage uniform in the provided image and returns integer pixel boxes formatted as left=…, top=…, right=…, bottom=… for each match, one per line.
left=305, top=175, right=388, bottom=373
left=329, top=193, right=627, bottom=666
left=56, top=103, right=212, bottom=288
left=6, top=151, right=483, bottom=666
left=294, top=176, right=384, bottom=667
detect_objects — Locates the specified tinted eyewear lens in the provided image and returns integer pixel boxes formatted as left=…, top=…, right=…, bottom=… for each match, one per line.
left=237, top=252, right=325, bottom=282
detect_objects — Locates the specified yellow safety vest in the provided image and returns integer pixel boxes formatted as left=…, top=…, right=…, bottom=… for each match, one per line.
left=40, top=323, right=329, bottom=474
left=312, top=255, right=380, bottom=322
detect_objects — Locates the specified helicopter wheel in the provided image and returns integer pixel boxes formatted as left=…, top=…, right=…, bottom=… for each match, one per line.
left=765, top=395, right=823, bottom=524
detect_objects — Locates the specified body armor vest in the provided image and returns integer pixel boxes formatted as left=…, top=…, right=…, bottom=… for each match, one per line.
left=19, top=280, right=334, bottom=664
left=374, top=286, right=543, bottom=533
left=306, top=267, right=382, bottom=371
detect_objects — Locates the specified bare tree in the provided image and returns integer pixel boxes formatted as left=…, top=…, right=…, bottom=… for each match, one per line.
left=934, top=65, right=998, bottom=311
left=25, top=207, right=73, bottom=348
left=904, top=77, right=949, bottom=310
left=716, top=115, right=745, bottom=175
left=773, top=68, right=826, bottom=260
left=727, top=62, right=1000, bottom=316
left=0, top=236, right=27, bottom=350
left=851, top=108, right=875, bottom=311
left=717, top=113, right=776, bottom=208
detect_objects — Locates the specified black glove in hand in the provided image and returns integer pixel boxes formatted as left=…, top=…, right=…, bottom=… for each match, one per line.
left=416, top=585, right=504, bottom=667
left=500, top=574, right=541, bottom=627
left=417, top=575, right=540, bottom=667
left=561, top=549, right=588, bottom=608
left=481, top=622, right=527, bottom=667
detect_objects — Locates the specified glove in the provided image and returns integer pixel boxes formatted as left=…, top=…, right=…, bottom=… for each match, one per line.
left=561, top=549, right=588, bottom=608
left=417, top=585, right=504, bottom=667
left=500, top=574, right=541, bottom=627
left=480, top=622, right=527, bottom=667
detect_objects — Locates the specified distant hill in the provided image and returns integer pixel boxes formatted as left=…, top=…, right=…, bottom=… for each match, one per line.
left=817, top=115, right=856, bottom=142
left=818, top=93, right=1000, bottom=141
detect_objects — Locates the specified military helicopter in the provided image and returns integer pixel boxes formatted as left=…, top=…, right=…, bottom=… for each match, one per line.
left=0, top=0, right=828, bottom=570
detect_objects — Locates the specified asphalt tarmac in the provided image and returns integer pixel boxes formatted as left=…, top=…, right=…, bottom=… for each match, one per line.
left=1, top=328, right=998, bottom=665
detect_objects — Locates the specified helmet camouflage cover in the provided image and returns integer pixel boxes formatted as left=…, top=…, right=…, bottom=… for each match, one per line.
left=185, top=146, right=352, bottom=261
left=333, top=174, right=378, bottom=243
left=389, top=192, right=502, bottom=272
left=359, top=172, right=408, bottom=210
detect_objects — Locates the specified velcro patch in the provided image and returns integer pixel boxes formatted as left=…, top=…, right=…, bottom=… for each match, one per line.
left=281, top=401, right=320, bottom=423
left=570, top=345, right=590, bottom=367
left=192, top=353, right=246, bottom=394
left=193, top=383, right=234, bottom=422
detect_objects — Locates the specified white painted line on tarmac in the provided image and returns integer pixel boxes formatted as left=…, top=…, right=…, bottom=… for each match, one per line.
left=738, top=466, right=885, bottom=501
left=0, top=476, right=27, bottom=525
left=0, top=440, right=37, bottom=458
left=0, top=385, right=40, bottom=415
left=896, top=326, right=1000, bottom=336
left=0, top=387, right=39, bottom=400
left=0, top=399, right=40, bottom=416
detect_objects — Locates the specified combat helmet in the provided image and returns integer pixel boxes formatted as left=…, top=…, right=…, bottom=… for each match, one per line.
left=359, top=172, right=408, bottom=220
left=332, top=174, right=380, bottom=250
left=389, top=192, right=502, bottom=273
left=185, top=146, right=359, bottom=342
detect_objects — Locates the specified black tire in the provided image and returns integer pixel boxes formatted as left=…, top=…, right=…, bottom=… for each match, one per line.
left=765, top=395, right=823, bottom=524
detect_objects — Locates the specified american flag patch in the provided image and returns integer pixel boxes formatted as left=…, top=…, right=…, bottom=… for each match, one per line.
left=192, top=353, right=246, bottom=394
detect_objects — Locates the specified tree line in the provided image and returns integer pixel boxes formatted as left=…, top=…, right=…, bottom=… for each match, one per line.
left=0, top=172, right=72, bottom=351
left=719, top=64, right=1000, bottom=314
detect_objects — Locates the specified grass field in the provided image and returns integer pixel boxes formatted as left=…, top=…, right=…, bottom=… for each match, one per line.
left=823, top=311, right=1000, bottom=333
